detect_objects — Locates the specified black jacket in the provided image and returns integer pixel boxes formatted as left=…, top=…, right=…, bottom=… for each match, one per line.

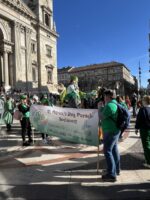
left=135, top=106, right=150, bottom=129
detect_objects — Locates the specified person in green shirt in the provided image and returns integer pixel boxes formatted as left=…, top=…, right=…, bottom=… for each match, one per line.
left=3, top=96, right=14, bottom=131
left=65, top=76, right=81, bottom=108
left=99, top=89, right=120, bottom=182
left=18, top=95, right=32, bottom=146
left=40, top=94, right=53, bottom=106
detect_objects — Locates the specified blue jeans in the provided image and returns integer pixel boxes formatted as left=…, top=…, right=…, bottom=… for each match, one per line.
left=103, top=131, right=120, bottom=177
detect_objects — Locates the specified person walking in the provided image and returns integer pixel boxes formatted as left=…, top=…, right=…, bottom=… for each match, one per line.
left=99, top=89, right=121, bottom=182
left=125, top=95, right=131, bottom=110
left=131, top=93, right=137, bottom=117
left=3, top=96, right=14, bottom=131
left=135, top=95, right=150, bottom=168
left=116, top=95, right=128, bottom=140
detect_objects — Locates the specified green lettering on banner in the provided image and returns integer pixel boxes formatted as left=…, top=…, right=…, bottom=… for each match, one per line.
left=30, top=105, right=99, bottom=146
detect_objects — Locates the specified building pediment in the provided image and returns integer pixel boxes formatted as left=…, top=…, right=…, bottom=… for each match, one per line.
left=2, top=0, right=36, bottom=19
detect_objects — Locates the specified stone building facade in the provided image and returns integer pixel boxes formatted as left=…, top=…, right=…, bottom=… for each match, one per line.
left=58, top=62, right=138, bottom=96
left=0, top=0, right=58, bottom=93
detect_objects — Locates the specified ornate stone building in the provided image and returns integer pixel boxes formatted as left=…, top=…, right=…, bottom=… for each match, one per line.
left=58, top=62, right=138, bottom=96
left=0, top=0, right=58, bottom=93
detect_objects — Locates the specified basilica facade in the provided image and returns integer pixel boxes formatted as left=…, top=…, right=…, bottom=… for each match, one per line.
left=0, top=0, right=58, bottom=93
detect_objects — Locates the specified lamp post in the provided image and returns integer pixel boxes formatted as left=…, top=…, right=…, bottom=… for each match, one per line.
left=139, top=62, right=141, bottom=90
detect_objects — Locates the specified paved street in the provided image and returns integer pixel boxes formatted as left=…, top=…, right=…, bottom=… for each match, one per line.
left=0, top=118, right=150, bottom=200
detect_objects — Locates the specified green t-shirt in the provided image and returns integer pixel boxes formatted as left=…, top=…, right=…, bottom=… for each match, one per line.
left=100, top=99, right=119, bottom=134
left=19, top=103, right=30, bottom=118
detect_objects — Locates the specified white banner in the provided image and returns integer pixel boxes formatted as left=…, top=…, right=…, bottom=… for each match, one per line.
left=30, top=105, right=99, bottom=146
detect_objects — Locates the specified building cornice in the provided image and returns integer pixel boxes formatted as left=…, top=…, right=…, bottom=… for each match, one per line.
left=41, top=5, right=53, bottom=15
left=3, top=39, right=14, bottom=46
left=1, top=0, right=36, bottom=19
left=38, top=22, right=59, bottom=38
left=69, top=62, right=130, bottom=73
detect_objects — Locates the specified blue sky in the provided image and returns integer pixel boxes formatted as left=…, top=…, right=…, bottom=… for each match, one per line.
left=53, top=0, right=150, bottom=87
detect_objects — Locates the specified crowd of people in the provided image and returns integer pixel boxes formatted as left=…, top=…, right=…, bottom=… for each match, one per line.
left=0, top=77, right=150, bottom=182
left=0, top=92, right=57, bottom=146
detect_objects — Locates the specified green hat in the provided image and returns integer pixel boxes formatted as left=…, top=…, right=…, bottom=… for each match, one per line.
left=20, top=95, right=27, bottom=100
left=70, top=75, right=78, bottom=82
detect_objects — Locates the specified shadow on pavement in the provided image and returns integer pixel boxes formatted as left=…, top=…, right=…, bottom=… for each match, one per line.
left=0, top=124, right=150, bottom=199
left=0, top=182, right=149, bottom=200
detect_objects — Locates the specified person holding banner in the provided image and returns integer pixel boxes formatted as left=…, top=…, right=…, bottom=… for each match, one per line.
left=99, top=89, right=120, bottom=182
left=40, top=94, right=53, bottom=144
left=18, top=95, right=33, bottom=146
left=40, top=94, right=53, bottom=106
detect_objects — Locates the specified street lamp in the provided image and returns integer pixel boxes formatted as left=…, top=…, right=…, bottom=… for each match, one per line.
left=139, top=64, right=141, bottom=90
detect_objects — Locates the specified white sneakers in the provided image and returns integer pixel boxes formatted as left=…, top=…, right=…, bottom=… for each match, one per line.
left=42, top=139, right=48, bottom=144
left=42, top=137, right=53, bottom=145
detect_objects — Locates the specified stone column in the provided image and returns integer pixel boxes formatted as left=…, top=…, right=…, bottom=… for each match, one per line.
left=8, top=53, right=13, bottom=87
left=13, top=22, right=21, bottom=87
left=3, top=51, right=9, bottom=89
left=1, top=55, right=4, bottom=84
left=25, top=27, right=32, bottom=92
left=0, top=55, right=3, bottom=85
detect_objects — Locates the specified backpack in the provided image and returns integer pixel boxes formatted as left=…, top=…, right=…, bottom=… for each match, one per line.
left=111, top=103, right=131, bottom=132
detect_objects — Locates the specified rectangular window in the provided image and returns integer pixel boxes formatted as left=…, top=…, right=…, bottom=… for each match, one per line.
left=31, top=43, right=36, bottom=53
left=47, top=69, right=53, bottom=83
left=45, top=13, right=50, bottom=27
left=20, top=31, right=25, bottom=47
left=46, top=45, right=52, bottom=57
left=32, top=67, right=37, bottom=82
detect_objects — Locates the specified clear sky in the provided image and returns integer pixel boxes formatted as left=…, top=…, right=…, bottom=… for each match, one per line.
left=53, top=0, right=150, bottom=87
